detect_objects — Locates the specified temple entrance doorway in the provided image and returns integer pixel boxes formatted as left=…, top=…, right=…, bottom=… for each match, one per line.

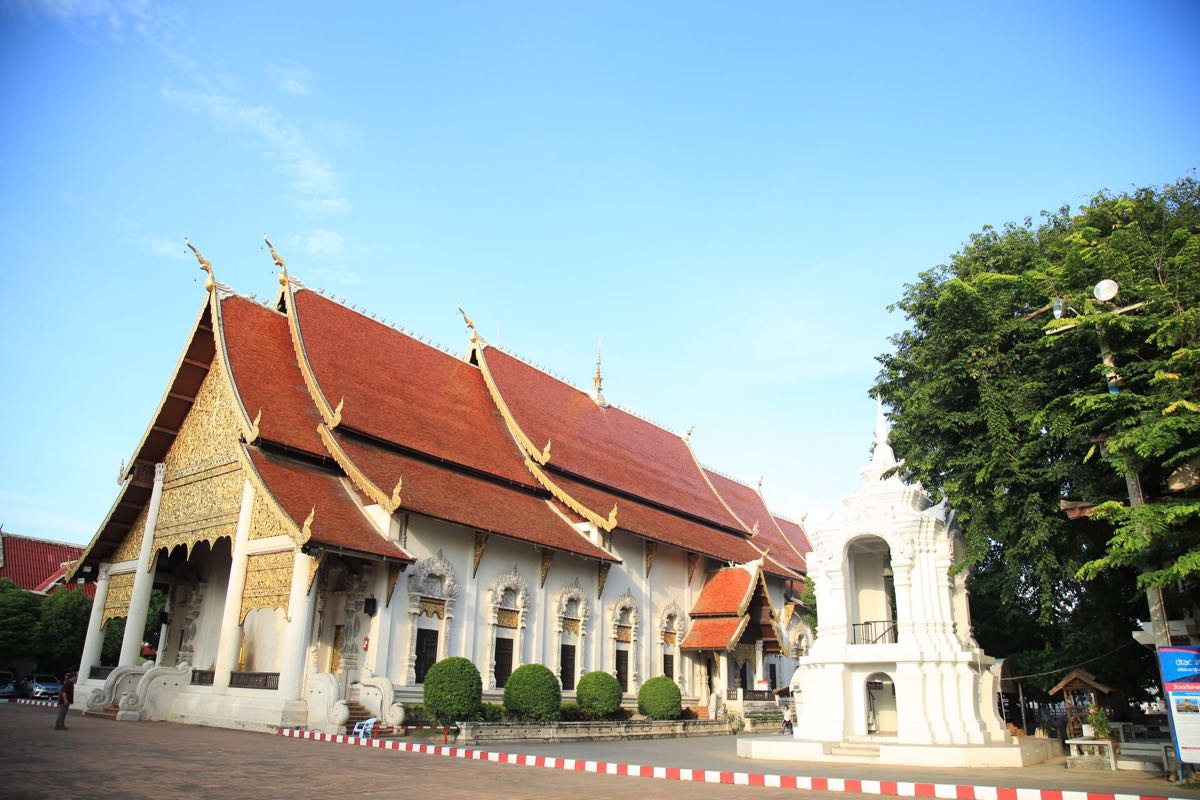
left=865, top=672, right=896, bottom=735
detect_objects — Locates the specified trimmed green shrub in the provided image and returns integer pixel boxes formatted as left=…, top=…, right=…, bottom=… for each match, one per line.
left=422, top=657, right=482, bottom=725
left=638, top=676, right=682, bottom=720
left=575, top=671, right=623, bottom=717
left=503, top=663, right=561, bottom=720
left=479, top=702, right=505, bottom=722
left=559, top=701, right=594, bottom=722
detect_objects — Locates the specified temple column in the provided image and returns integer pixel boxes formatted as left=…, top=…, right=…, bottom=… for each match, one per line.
left=754, top=640, right=764, bottom=687
left=77, top=563, right=112, bottom=682
left=120, top=463, right=166, bottom=666
left=212, top=479, right=255, bottom=693
left=278, top=548, right=317, bottom=701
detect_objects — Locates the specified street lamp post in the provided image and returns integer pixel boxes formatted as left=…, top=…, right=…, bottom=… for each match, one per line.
left=1047, top=281, right=1170, bottom=651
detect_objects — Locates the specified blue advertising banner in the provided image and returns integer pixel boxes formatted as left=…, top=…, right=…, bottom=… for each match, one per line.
left=1159, top=646, right=1200, bottom=765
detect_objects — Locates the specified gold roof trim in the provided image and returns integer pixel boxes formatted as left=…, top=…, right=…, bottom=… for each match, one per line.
left=524, top=457, right=617, bottom=533
left=685, top=436, right=753, bottom=536
left=280, top=267, right=342, bottom=430
left=210, top=288, right=262, bottom=445
left=317, top=424, right=403, bottom=513
left=467, top=332, right=552, bottom=466
left=236, top=444, right=306, bottom=545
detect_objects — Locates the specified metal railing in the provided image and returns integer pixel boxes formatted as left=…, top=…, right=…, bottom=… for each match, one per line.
left=851, top=620, right=898, bottom=644
left=190, top=670, right=214, bottom=686
left=89, top=666, right=115, bottom=681
left=229, top=671, right=279, bottom=690
left=741, top=689, right=774, bottom=702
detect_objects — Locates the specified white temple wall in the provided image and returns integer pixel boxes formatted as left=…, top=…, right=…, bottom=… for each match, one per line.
left=473, top=535, right=541, bottom=671
left=243, top=607, right=286, bottom=672
left=193, top=540, right=232, bottom=671
left=647, top=544, right=686, bottom=685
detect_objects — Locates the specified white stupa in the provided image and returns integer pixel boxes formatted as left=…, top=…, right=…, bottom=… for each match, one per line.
left=739, top=402, right=1054, bottom=767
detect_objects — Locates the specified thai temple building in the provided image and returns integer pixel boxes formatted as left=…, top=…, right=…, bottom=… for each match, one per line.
left=68, top=244, right=812, bottom=732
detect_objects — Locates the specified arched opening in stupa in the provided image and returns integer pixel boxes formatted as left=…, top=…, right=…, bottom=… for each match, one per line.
left=864, top=671, right=897, bottom=736
left=844, top=535, right=897, bottom=645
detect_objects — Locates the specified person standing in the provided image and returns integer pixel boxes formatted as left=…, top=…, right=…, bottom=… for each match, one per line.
left=781, top=702, right=793, bottom=735
left=54, top=672, right=76, bottom=730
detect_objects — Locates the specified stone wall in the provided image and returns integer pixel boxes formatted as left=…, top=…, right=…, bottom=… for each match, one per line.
left=456, top=719, right=731, bottom=745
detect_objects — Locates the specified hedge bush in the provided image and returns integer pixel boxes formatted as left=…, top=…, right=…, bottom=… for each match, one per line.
left=503, top=663, right=561, bottom=720
left=422, top=657, right=482, bottom=725
left=479, top=702, right=505, bottom=722
left=575, top=671, right=623, bottom=717
left=559, top=701, right=594, bottom=722
left=638, top=676, right=682, bottom=720
left=402, top=703, right=429, bottom=725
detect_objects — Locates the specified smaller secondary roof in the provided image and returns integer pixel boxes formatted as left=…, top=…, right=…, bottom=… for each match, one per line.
left=0, top=532, right=86, bottom=593
left=680, top=616, right=750, bottom=651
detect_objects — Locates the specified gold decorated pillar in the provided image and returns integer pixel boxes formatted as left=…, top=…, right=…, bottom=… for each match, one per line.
left=213, top=479, right=255, bottom=693
left=120, top=463, right=166, bottom=666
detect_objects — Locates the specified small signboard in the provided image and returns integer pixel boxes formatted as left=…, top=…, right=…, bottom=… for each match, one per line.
left=1159, top=645, right=1200, bottom=765
left=754, top=679, right=770, bottom=691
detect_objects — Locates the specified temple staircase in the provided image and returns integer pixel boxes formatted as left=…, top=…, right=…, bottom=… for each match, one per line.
left=82, top=705, right=120, bottom=721
left=687, top=706, right=710, bottom=720
left=828, top=736, right=888, bottom=761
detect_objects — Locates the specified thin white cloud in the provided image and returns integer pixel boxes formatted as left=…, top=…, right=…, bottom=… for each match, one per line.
left=300, top=228, right=346, bottom=257
left=267, top=62, right=313, bottom=96
left=20, top=0, right=150, bottom=34
left=161, top=84, right=348, bottom=217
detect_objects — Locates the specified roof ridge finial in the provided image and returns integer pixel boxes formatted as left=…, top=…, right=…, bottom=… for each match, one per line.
left=593, top=338, right=607, bottom=407
left=457, top=305, right=478, bottom=344
left=264, top=234, right=288, bottom=287
left=184, top=237, right=215, bottom=292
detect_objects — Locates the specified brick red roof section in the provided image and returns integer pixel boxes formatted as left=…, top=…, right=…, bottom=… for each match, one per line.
left=291, top=290, right=534, bottom=488
left=772, top=516, right=812, bottom=568
left=34, top=567, right=97, bottom=598
left=331, top=432, right=617, bottom=562
left=221, top=295, right=324, bottom=455
left=689, top=565, right=756, bottom=617
left=248, top=448, right=412, bottom=561
left=0, top=533, right=84, bottom=593
left=703, top=470, right=807, bottom=574
left=680, top=616, right=748, bottom=651
left=481, top=347, right=743, bottom=529
left=549, top=474, right=787, bottom=573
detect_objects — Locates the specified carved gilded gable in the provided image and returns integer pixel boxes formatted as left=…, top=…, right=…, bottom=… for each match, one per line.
left=249, top=486, right=291, bottom=541
left=111, top=508, right=147, bottom=564
left=153, top=362, right=246, bottom=558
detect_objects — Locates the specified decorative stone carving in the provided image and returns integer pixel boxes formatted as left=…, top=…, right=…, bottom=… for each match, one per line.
left=645, top=541, right=657, bottom=577
left=597, top=562, right=610, bottom=598
left=687, top=552, right=701, bottom=584
left=406, top=550, right=459, bottom=684
left=472, top=532, right=488, bottom=578
left=609, top=589, right=640, bottom=690
left=554, top=579, right=590, bottom=685
left=486, top=566, right=529, bottom=689
left=305, top=671, right=351, bottom=735
left=115, top=662, right=192, bottom=722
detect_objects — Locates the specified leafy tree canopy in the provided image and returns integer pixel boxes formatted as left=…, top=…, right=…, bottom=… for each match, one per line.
left=876, top=177, right=1199, bottom=698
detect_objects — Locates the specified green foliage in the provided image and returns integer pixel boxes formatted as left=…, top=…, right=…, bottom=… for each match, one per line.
left=559, top=701, right=593, bottom=721
left=876, top=176, right=1200, bottom=700
left=402, top=703, right=430, bottom=725
left=422, top=657, right=482, bottom=725
left=637, top=676, right=682, bottom=720
left=0, top=580, right=42, bottom=669
left=575, top=670, right=623, bottom=717
left=479, top=702, right=505, bottom=722
left=35, top=588, right=91, bottom=675
left=1087, top=705, right=1111, bottom=738
left=96, top=588, right=167, bottom=666
left=502, top=663, right=561, bottom=721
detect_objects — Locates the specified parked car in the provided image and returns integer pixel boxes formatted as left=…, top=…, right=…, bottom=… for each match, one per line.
left=0, top=671, right=15, bottom=699
left=19, top=674, right=61, bottom=700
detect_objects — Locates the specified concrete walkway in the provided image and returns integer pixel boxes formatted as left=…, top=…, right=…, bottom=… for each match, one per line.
left=489, top=734, right=1198, bottom=797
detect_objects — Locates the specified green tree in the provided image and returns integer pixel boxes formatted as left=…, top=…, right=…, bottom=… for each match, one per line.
left=875, top=177, right=1200, bottom=699
left=0, top=579, right=43, bottom=669
left=97, top=588, right=167, bottom=666
left=36, top=588, right=92, bottom=675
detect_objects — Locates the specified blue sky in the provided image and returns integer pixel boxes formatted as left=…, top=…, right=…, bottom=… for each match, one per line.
left=1, top=2, right=1197, bottom=545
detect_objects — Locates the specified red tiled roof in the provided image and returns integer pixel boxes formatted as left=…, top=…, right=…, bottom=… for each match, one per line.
left=481, top=347, right=743, bottom=530
left=549, top=474, right=779, bottom=570
left=703, top=470, right=807, bottom=574
left=680, top=616, right=748, bottom=651
left=689, top=565, right=757, bottom=617
left=221, top=295, right=324, bottom=455
left=33, top=566, right=97, bottom=598
left=290, top=290, right=534, bottom=488
left=330, top=432, right=617, bottom=562
left=247, top=447, right=412, bottom=561
left=772, top=516, right=812, bottom=567
left=0, top=533, right=85, bottom=593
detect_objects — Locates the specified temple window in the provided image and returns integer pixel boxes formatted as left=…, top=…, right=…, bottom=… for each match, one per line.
left=555, top=580, right=589, bottom=690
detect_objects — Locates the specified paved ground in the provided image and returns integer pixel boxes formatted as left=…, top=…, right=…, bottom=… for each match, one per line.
left=0, top=705, right=1195, bottom=800
left=497, top=735, right=1200, bottom=797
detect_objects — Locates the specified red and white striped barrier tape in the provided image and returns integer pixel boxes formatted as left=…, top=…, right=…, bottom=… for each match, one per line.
left=10, top=699, right=58, bottom=708
left=274, top=728, right=1191, bottom=800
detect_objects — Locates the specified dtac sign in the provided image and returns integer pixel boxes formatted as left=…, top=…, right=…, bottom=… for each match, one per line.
left=1159, top=646, right=1200, bottom=765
